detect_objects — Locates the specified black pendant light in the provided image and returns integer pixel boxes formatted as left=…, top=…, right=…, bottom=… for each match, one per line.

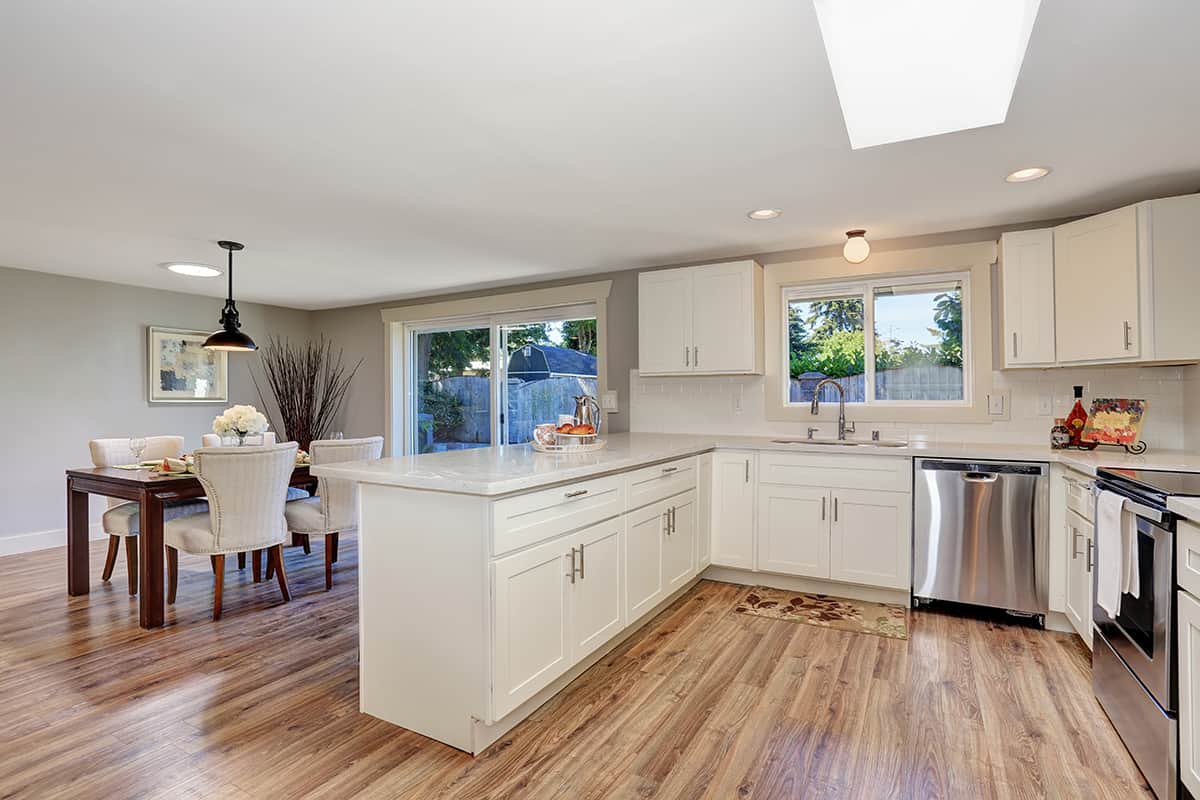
left=202, top=240, right=258, bottom=352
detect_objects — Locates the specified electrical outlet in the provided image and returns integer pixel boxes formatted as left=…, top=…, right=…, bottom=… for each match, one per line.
left=1037, top=394, right=1053, bottom=416
left=601, top=390, right=619, bottom=413
left=733, top=394, right=743, bottom=414
left=987, top=393, right=1005, bottom=416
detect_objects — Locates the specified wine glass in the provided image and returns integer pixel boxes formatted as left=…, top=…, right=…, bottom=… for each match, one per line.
left=129, top=436, right=148, bottom=464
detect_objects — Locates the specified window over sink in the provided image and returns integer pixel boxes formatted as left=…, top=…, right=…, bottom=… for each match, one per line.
left=785, top=273, right=969, bottom=408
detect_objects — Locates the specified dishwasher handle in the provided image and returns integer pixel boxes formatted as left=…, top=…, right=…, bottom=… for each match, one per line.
left=962, top=472, right=999, bottom=483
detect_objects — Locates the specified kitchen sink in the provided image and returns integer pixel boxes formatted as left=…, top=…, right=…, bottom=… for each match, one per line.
left=771, top=439, right=909, bottom=448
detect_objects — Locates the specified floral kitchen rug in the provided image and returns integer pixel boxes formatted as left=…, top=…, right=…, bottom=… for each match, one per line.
left=732, top=586, right=908, bottom=640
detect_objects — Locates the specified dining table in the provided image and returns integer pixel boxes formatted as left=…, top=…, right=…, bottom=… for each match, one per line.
left=65, top=464, right=313, bottom=629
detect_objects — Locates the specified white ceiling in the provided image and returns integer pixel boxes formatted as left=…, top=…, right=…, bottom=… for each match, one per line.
left=1, top=2, right=1198, bottom=311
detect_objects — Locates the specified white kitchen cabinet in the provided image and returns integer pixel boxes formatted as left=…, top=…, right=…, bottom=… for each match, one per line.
left=1178, top=589, right=1200, bottom=799
left=711, top=452, right=756, bottom=569
left=663, top=491, right=697, bottom=592
left=637, top=260, right=763, bottom=376
left=570, top=519, right=625, bottom=663
left=1064, top=508, right=1094, bottom=648
left=1053, top=194, right=1200, bottom=365
left=828, top=488, right=911, bottom=590
left=756, top=484, right=830, bottom=579
left=625, top=500, right=667, bottom=621
left=999, top=228, right=1056, bottom=367
left=697, top=454, right=712, bottom=569
left=492, top=536, right=572, bottom=719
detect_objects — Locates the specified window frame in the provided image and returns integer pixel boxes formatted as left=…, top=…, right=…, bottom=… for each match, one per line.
left=781, top=270, right=972, bottom=409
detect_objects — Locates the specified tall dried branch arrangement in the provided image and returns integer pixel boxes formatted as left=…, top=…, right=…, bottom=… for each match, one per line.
left=250, top=336, right=363, bottom=450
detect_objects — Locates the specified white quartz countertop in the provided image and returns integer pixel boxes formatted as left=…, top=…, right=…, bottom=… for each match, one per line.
left=1168, top=496, right=1200, bottom=521
left=311, top=432, right=1200, bottom=497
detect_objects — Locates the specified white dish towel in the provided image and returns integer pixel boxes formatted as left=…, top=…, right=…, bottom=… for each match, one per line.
left=1095, top=490, right=1140, bottom=618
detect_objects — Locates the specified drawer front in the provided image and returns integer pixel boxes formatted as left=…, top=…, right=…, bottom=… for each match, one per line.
left=1063, top=471, right=1094, bottom=522
left=625, top=457, right=697, bottom=510
left=758, top=452, right=910, bottom=493
left=493, top=475, right=625, bottom=557
left=1180, top=521, right=1200, bottom=600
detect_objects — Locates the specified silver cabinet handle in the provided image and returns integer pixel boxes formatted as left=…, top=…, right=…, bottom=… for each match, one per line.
left=1071, top=530, right=1082, bottom=559
left=564, top=488, right=588, bottom=499
left=669, top=506, right=676, bottom=534
left=1012, top=331, right=1018, bottom=359
left=821, top=496, right=826, bottom=521
left=1123, top=321, right=1132, bottom=350
left=1086, top=539, right=1094, bottom=573
left=663, top=510, right=670, bottom=535
left=567, top=547, right=577, bottom=584
left=661, top=466, right=678, bottom=474
left=833, top=496, right=838, bottom=522
left=744, top=459, right=749, bottom=483
left=694, top=346, right=699, bottom=367
left=685, top=346, right=690, bottom=367
left=578, top=542, right=585, bottom=580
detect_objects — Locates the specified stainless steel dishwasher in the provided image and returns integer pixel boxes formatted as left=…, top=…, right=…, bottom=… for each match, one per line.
left=912, top=458, right=1049, bottom=623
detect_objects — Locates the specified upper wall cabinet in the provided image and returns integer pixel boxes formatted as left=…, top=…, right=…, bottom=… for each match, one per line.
left=999, top=229, right=1056, bottom=367
left=1055, top=194, right=1200, bottom=366
left=638, top=260, right=764, bottom=376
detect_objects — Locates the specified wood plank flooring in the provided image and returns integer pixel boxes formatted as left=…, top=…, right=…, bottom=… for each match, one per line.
left=0, top=536, right=1152, bottom=799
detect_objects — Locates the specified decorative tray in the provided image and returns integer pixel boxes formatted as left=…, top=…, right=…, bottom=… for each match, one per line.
left=531, top=438, right=608, bottom=454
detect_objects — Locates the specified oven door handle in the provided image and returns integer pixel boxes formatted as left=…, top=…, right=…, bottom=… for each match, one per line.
left=1092, top=488, right=1166, bottom=524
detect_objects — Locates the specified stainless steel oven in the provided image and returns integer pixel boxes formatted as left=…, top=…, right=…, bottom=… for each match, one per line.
left=1092, top=468, right=1187, bottom=800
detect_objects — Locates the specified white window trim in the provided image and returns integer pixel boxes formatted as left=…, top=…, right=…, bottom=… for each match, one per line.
left=382, top=281, right=612, bottom=457
left=782, top=271, right=972, bottom=408
left=763, top=240, right=997, bottom=425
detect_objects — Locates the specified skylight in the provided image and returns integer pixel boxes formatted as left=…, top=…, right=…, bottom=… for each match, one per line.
left=813, top=0, right=1041, bottom=150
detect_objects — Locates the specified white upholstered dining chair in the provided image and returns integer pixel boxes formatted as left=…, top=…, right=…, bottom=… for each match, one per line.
left=164, top=443, right=298, bottom=620
left=200, top=432, right=278, bottom=447
left=88, top=435, right=207, bottom=594
left=283, top=436, right=383, bottom=590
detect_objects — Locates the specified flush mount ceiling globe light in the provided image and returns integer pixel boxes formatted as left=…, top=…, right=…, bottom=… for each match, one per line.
left=202, top=240, right=258, bottom=352
left=163, top=262, right=222, bottom=278
left=843, top=229, right=870, bottom=263
left=1005, top=166, right=1051, bottom=183
left=747, top=208, right=782, bottom=220
left=813, top=0, right=1042, bottom=149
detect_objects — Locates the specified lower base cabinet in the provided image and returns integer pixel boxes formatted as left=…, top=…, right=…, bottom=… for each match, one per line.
left=626, top=501, right=666, bottom=620
left=756, top=483, right=910, bottom=590
left=1064, top=509, right=1094, bottom=648
left=492, top=517, right=624, bottom=720
left=1179, top=589, right=1200, bottom=799
left=664, top=491, right=697, bottom=592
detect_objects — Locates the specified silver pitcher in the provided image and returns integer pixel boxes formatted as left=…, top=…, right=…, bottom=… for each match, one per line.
left=572, top=394, right=601, bottom=433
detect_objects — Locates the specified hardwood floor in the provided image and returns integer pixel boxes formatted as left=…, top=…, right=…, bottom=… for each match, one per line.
left=0, top=537, right=1151, bottom=799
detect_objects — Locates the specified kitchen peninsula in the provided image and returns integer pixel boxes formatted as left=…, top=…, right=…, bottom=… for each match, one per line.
left=313, top=432, right=1200, bottom=754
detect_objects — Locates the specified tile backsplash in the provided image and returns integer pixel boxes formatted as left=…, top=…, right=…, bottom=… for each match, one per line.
left=629, top=365, right=1193, bottom=450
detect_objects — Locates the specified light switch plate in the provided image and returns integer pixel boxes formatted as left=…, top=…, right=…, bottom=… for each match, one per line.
left=601, top=390, right=619, bottom=413
left=987, top=392, right=1006, bottom=416
left=1037, top=394, right=1053, bottom=416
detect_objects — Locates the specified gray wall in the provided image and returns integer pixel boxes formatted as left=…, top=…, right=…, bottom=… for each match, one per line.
left=0, top=265, right=311, bottom=547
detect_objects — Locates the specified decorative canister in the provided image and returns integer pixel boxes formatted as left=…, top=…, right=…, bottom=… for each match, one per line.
left=1050, top=418, right=1071, bottom=449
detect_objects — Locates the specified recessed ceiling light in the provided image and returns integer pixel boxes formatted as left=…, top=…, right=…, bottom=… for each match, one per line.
left=163, top=262, right=223, bottom=278
left=1005, top=166, right=1051, bottom=183
left=747, top=208, right=782, bottom=220
left=813, top=0, right=1042, bottom=149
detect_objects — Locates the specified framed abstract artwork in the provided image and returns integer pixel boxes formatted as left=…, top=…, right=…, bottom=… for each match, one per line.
left=1081, top=398, right=1148, bottom=446
left=147, top=327, right=229, bottom=404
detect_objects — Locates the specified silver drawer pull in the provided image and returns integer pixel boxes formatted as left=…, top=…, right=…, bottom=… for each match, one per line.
left=564, top=489, right=589, bottom=499
left=661, top=466, right=678, bottom=474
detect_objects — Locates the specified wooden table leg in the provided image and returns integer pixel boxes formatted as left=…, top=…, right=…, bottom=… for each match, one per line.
left=138, top=492, right=166, bottom=628
left=66, top=479, right=90, bottom=596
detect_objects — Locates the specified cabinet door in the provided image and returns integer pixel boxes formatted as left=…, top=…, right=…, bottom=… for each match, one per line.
left=625, top=500, right=667, bottom=621
left=712, top=453, right=756, bottom=569
left=829, top=489, right=911, bottom=590
left=696, top=454, right=712, bottom=569
left=638, top=269, right=693, bottom=375
left=664, top=491, right=697, bottom=592
left=690, top=261, right=755, bottom=373
left=492, top=538, right=572, bottom=719
left=756, top=485, right=829, bottom=578
left=1064, top=510, right=1094, bottom=648
left=570, top=519, right=625, bottom=663
left=1000, top=229, right=1056, bottom=366
left=1054, top=206, right=1140, bottom=363
left=1179, top=590, right=1200, bottom=799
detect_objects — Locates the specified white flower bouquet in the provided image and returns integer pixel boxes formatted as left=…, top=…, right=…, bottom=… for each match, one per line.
left=213, top=404, right=270, bottom=445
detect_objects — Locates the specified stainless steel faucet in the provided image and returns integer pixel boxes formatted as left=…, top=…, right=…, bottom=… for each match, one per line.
left=810, top=378, right=856, bottom=440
